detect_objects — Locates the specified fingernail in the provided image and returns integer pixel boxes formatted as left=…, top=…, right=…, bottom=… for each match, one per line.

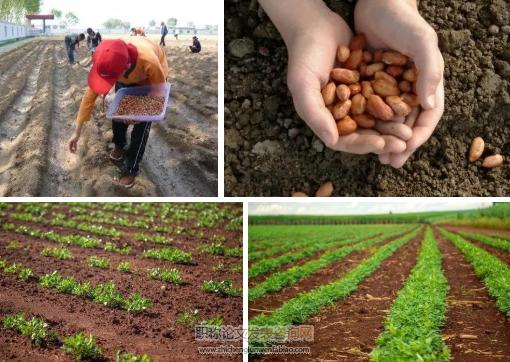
left=425, top=95, right=436, bottom=109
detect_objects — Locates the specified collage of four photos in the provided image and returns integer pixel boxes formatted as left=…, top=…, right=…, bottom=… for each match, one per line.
left=0, top=0, right=509, bottom=361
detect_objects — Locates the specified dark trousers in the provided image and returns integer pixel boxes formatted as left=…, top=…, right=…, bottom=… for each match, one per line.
left=65, top=41, right=75, bottom=63
left=112, top=82, right=152, bottom=176
left=189, top=46, right=200, bottom=53
left=160, top=34, right=167, bottom=46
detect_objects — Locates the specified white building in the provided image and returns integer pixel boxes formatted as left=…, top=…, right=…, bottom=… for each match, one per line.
left=0, top=21, right=29, bottom=42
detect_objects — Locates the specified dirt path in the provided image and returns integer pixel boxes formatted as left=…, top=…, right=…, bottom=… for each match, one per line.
left=257, top=233, right=422, bottom=362
left=435, top=229, right=510, bottom=361
left=40, top=45, right=81, bottom=196
left=0, top=43, right=53, bottom=196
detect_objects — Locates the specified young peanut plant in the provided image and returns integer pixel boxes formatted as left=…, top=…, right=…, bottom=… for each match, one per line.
left=2, top=313, right=52, bottom=346
left=201, top=280, right=241, bottom=297
left=86, top=255, right=110, bottom=269
left=147, top=267, right=182, bottom=284
left=63, top=332, right=102, bottom=361
left=41, top=246, right=73, bottom=260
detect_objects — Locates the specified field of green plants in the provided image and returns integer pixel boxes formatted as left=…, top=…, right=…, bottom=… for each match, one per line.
left=248, top=219, right=510, bottom=361
left=0, top=202, right=242, bottom=361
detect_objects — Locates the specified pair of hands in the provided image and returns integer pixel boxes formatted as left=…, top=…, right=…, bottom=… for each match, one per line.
left=264, top=0, right=444, bottom=168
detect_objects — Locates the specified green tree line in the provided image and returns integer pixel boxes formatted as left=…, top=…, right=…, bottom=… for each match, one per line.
left=0, top=0, right=41, bottom=23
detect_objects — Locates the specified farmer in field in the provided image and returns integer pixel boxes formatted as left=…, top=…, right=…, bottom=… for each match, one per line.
left=160, top=22, right=168, bottom=46
left=86, top=28, right=102, bottom=54
left=64, top=33, right=86, bottom=64
left=68, top=37, right=168, bottom=188
left=189, top=36, right=201, bottom=53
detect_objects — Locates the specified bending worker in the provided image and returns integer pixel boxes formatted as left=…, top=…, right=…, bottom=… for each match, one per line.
left=68, top=37, right=168, bottom=188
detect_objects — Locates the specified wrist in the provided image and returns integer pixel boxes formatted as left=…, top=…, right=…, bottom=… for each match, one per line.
left=259, top=0, right=334, bottom=46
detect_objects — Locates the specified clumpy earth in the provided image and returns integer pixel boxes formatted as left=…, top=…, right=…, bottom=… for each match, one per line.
left=224, top=0, right=510, bottom=196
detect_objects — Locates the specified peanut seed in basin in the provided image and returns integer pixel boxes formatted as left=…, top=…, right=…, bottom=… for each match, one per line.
left=482, top=154, right=503, bottom=169
left=373, top=79, right=400, bottom=97
left=315, top=181, right=334, bottom=197
left=468, top=137, right=484, bottom=162
left=344, top=49, right=363, bottom=70
left=352, top=113, right=376, bottom=128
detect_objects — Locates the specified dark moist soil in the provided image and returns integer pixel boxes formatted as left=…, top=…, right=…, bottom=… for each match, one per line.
left=0, top=209, right=242, bottom=361
left=434, top=229, right=510, bottom=361
left=224, top=0, right=510, bottom=196
left=257, top=232, right=423, bottom=362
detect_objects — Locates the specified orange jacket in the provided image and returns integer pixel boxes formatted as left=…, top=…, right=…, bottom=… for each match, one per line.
left=76, top=37, right=168, bottom=124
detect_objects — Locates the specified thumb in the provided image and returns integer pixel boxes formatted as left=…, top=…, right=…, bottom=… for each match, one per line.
left=287, top=71, right=338, bottom=148
left=412, top=32, right=443, bottom=110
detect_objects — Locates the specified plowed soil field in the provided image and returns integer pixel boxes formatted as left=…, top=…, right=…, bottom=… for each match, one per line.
left=0, top=36, right=217, bottom=196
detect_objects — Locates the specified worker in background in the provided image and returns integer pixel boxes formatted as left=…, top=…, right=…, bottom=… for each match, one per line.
left=64, top=33, right=85, bottom=64
left=130, top=27, right=146, bottom=36
left=86, top=28, right=102, bottom=54
left=189, top=36, right=201, bottom=53
left=160, top=21, right=168, bottom=46
left=68, top=37, right=168, bottom=188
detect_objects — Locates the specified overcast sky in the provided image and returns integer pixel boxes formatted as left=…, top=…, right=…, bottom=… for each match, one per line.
left=39, top=0, right=219, bottom=29
left=249, top=200, right=494, bottom=216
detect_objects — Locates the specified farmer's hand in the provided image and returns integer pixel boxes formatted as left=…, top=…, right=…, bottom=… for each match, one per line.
left=355, top=0, right=444, bottom=167
left=68, top=133, right=80, bottom=153
left=259, top=0, right=406, bottom=154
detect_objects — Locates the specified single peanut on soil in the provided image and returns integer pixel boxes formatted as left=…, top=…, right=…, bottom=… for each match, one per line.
left=469, top=137, right=484, bottom=162
left=482, top=154, right=503, bottom=169
left=321, top=33, right=420, bottom=137
left=315, top=181, right=334, bottom=197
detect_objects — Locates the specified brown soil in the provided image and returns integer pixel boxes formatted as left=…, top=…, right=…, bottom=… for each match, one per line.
left=225, top=0, right=510, bottom=196
left=435, top=229, right=510, bottom=361
left=0, top=204, right=242, bottom=361
left=256, top=232, right=422, bottom=361
left=0, top=37, right=217, bottom=196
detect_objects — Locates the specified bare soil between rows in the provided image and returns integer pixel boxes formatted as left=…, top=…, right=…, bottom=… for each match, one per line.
left=434, top=228, right=510, bottom=361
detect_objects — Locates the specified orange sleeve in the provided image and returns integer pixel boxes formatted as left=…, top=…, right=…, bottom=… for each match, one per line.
left=76, top=86, right=99, bottom=123
left=144, top=61, right=166, bottom=85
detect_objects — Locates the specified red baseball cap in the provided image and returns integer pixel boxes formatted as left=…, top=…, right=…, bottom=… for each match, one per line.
left=88, top=40, right=129, bottom=95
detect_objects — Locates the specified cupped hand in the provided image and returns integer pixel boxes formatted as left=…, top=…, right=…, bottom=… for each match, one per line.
left=355, top=0, right=444, bottom=167
left=286, top=11, right=406, bottom=155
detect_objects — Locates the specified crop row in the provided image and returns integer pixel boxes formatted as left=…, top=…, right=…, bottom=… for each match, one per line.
left=0, top=258, right=152, bottom=312
left=249, top=227, right=414, bottom=301
left=440, top=229, right=510, bottom=318
left=457, top=231, right=510, bottom=253
left=10, top=202, right=242, bottom=233
left=8, top=211, right=122, bottom=237
left=2, top=312, right=154, bottom=361
left=249, top=227, right=422, bottom=333
left=2, top=222, right=131, bottom=254
left=248, top=227, right=401, bottom=279
left=370, top=228, right=450, bottom=361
